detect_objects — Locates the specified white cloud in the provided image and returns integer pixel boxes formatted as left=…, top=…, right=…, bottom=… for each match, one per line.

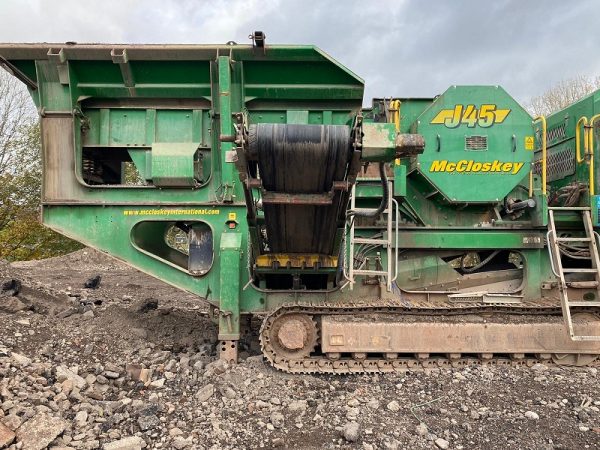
left=0, top=0, right=598, bottom=105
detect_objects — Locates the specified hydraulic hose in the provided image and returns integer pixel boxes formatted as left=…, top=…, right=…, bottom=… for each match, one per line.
left=460, top=250, right=501, bottom=274
left=349, top=162, right=389, bottom=218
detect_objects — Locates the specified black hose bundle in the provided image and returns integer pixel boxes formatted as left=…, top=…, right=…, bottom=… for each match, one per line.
left=460, top=250, right=501, bottom=274
left=347, top=162, right=389, bottom=219
left=555, top=182, right=588, bottom=207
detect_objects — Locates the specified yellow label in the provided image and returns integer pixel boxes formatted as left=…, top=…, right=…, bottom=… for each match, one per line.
left=429, top=160, right=524, bottom=175
left=123, top=208, right=220, bottom=216
left=431, top=104, right=511, bottom=128
left=525, top=136, right=534, bottom=150
left=228, top=212, right=237, bottom=221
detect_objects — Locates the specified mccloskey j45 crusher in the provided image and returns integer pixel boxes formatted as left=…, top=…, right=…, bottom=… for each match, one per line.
left=3, top=34, right=600, bottom=373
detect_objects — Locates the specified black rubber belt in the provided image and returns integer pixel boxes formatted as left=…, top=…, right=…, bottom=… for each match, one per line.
left=249, top=123, right=352, bottom=254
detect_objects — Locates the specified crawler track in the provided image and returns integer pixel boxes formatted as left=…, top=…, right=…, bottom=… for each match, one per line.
left=259, top=299, right=600, bottom=374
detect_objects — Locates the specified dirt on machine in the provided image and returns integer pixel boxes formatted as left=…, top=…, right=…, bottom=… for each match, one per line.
left=2, top=32, right=600, bottom=373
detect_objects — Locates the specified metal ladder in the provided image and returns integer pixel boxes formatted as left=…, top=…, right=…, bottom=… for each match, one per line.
left=547, top=206, right=600, bottom=341
left=345, top=182, right=399, bottom=291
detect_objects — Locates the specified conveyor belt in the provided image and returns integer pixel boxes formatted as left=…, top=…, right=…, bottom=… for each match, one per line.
left=249, top=123, right=352, bottom=254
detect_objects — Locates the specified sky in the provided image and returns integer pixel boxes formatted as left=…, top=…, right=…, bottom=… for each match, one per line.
left=0, top=0, right=598, bottom=106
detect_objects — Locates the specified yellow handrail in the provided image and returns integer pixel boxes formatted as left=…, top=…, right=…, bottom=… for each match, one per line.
left=390, top=99, right=401, bottom=131
left=588, top=114, right=600, bottom=195
left=533, top=115, right=547, bottom=195
left=390, top=100, right=401, bottom=165
left=576, top=116, right=589, bottom=163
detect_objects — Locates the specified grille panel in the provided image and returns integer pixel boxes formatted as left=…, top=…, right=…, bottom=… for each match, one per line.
left=465, top=135, right=488, bottom=151
left=547, top=124, right=566, bottom=143
left=533, top=147, right=576, bottom=182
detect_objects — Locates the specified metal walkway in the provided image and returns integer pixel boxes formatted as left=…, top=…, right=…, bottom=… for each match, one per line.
left=345, top=182, right=398, bottom=292
left=548, top=206, right=600, bottom=341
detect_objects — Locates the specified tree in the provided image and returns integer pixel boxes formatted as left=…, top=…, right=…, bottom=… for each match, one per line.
left=0, top=70, right=33, bottom=175
left=527, top=75, right=600, bottom=117
left=0, top=70, right=82, bottom=261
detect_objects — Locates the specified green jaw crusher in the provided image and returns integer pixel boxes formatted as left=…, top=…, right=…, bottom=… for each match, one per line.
left=2, top=34, right=600, bottom=373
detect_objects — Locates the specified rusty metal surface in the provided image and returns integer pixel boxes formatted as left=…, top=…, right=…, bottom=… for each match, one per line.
left=321, top=314, right=600, bottom=354
left=259, top=301, right=600, bottom=374
left=264, top=313, right=317, bottom=360
left=277, top=319, right=308, bottom=350
left=0, top=43, right=316, bottom=60
left=395, top=133, right=426, bottom=157
left=260, top=190, right=334, bottom=205
left=219, top=340, right=238, bottom=363
left=41, top=117, right=77, bottom=201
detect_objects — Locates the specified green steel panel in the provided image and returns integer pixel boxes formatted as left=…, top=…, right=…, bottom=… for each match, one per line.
left=6, top=42, right=366, bottom=317
left=355, top=183, right=383, bottom=198
left=127, top=149, right=151, bottom=181
left=396, top=255, right=460, bottom=290
left=361, top=122, right=396, bottom=161
left=395, top=230, right=544, bottom=249
left=593, top=195, right=600, bottom=227
left=286, top=110, right=309, bottom=124
left=394, top=164, right=407, bottom=197
left=151, top=143, right=199, bottom=187
left=540, top=88, right=600, bottom=201
left=109, top=109, right=146, bottom=144
left=219, top=232, right=242, bottom=340
left=414, top=86, right=533, bottom=203
left=0, top=42, right=567, bottom=322
left=155, top=110, right=194, bottom=142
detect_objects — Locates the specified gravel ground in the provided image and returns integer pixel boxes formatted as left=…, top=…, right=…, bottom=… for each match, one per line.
left=1, top=249, right=599, bottom=450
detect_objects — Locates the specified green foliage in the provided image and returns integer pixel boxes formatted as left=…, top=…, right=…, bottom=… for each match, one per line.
left=123, top=161, right=145, bottom=185
left=165, top=225, right=189, bottom=254
left=0, top=72, right=82, bottom=261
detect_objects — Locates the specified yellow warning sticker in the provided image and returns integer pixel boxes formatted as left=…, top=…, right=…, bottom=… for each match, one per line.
left=525, top=136, right=534, bottom=150
left=228, top=212, right=237, bottom=221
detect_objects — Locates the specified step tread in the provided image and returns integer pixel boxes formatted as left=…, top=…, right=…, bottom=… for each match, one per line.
left=562, top=268, right=599, bottom=273
left=556, top=237, right=592, bottom=242
left=353, top=269, right=388, bottom=276
left=569, top=335, right=600, bottom=341
left=353, top=238, right=390, bottom=245
left=568, top=301, right=600, bottom=307
left=351, top=208, right=390, bottom=214
left=567, top=281, right=599, bottom=288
